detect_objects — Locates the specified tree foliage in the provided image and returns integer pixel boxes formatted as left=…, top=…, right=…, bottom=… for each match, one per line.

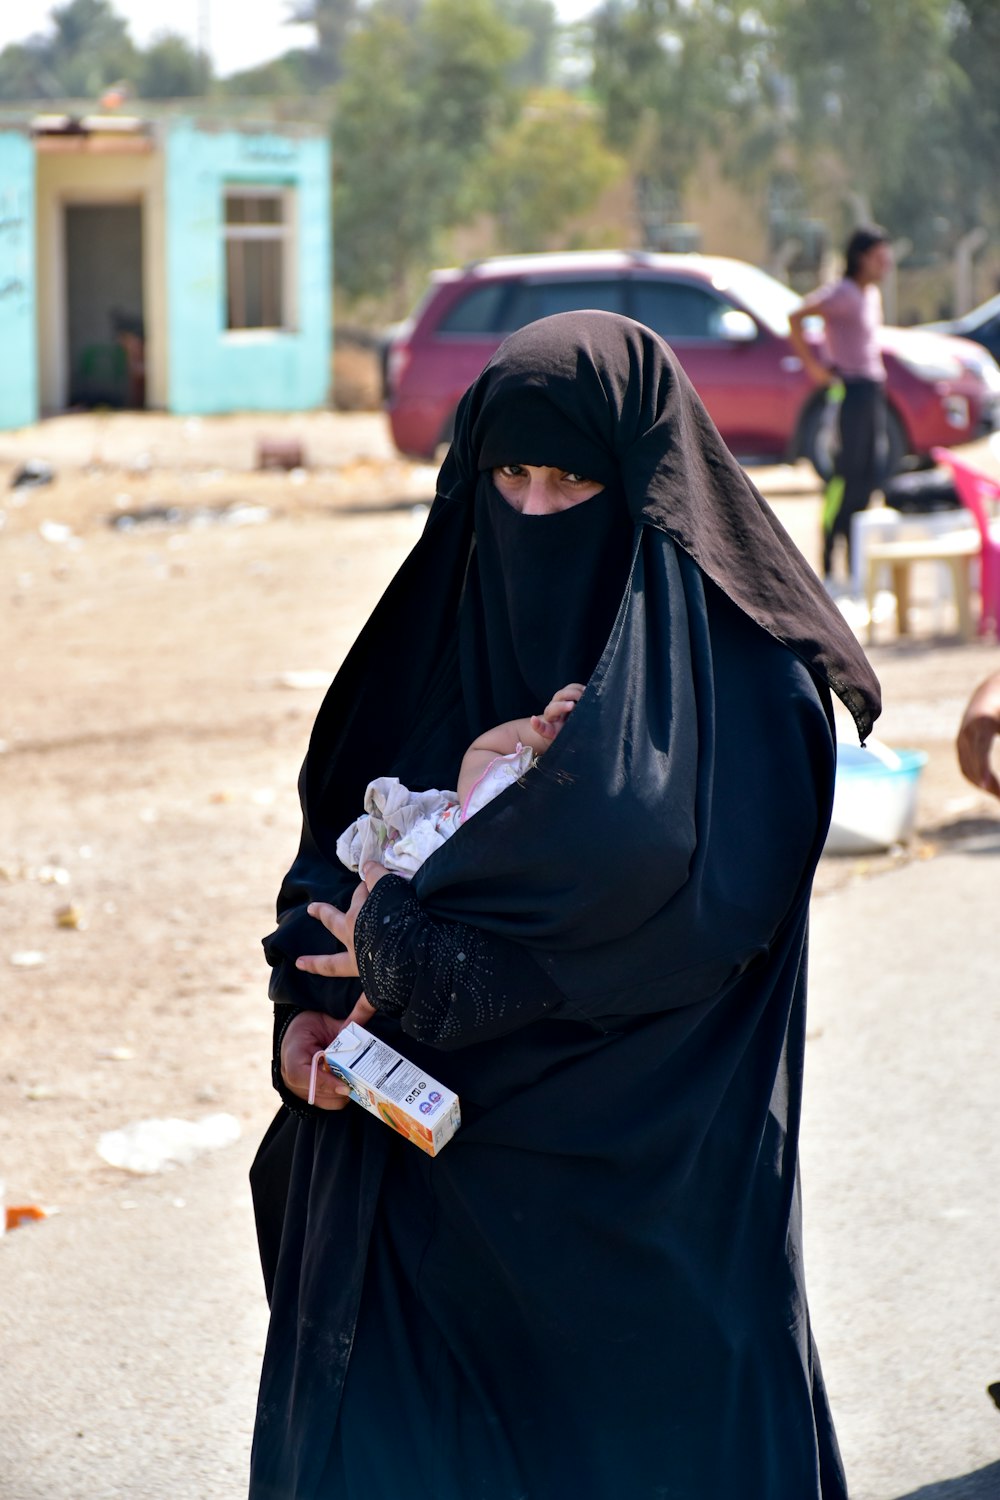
left=484, top=89, right=624, bottom=252
left=771, top=0, right=952, bottom=232
left=0, top=0, right=137, bottom=100
left=332, top=0, right=522, bottom=305
left=285, top=0, right=361, bottom=85
left=945, top=0, right=1000, bottom=231
left=137, top=33, right=213, bottom=99
left=589, top=0, right=777, bottom=242
left=495, top=0, right=559, bottom=88
left=770, top=0, right=1000, bottom=253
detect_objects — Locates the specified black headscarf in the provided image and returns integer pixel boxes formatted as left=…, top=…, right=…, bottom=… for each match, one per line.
left=442, top=310, right=880, bottom=740
left=269, top=310, right=880, bottom=1008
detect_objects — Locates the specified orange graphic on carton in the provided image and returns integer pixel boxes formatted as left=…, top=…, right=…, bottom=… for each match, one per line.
left=321, top=1023, right=461, bottom=1157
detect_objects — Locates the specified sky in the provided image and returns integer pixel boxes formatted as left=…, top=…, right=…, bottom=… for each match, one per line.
left=0, top=0, right=599, bottom=79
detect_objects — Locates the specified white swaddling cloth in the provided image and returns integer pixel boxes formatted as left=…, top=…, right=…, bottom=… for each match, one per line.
left=337, top=744, right=534, bottom=878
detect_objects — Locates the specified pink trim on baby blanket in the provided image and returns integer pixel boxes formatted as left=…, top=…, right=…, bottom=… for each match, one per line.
left=459, top=742, right=528, bottom=822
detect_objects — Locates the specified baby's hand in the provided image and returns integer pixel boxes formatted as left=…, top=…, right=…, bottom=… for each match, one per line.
left=530, top=683, right=585, bottom=745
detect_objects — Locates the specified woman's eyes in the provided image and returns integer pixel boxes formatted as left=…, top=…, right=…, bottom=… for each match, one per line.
left=497, top=466, right=592, bottom=485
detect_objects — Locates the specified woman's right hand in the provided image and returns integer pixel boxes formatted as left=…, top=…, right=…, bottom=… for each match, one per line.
left=280, top=1009, right=354, bottom=1110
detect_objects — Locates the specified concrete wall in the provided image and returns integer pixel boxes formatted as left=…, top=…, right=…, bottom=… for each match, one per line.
left=35, top=144, right=167, bottom=412
left=0, top=130, right=38, bottom=430
left=163, top=121, right=331, bottom=414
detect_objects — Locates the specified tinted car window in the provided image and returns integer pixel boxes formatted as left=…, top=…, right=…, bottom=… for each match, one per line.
left=630, top=280, right=728, bottom=339
left=437, top=281, right=510, bottom=334
left=978, top=315, right=1000, bottom=360
left=499, top=278, right=626, bottom=332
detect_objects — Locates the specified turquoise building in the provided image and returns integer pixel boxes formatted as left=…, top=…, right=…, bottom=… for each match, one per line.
left=0, top=110, right=331, bottom=430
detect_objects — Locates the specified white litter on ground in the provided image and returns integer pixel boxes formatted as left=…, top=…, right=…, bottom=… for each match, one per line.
left=97, top=1113, right=241, bottom=1174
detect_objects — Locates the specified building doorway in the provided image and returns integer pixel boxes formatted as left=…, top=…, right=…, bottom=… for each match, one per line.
left=65, top=202, right=145, bottom=408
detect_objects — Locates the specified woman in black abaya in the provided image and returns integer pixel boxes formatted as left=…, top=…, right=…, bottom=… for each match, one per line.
left=249, top=311, right=880, bottom=1500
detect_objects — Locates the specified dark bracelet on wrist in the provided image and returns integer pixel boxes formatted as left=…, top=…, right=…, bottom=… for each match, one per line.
left=271, top=1005, right=322, bottom=1119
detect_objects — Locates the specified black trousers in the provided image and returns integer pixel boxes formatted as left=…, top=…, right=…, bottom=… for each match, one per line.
left=823, top=379, right=887, bottom=576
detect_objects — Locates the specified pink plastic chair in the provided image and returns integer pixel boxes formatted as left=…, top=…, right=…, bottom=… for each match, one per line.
left=931, top=447, right=1000, bottom=638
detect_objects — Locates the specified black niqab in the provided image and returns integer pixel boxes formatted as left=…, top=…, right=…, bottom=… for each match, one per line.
left=459, top=479, right=633, bottom=729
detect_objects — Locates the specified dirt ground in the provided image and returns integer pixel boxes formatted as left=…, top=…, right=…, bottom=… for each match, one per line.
left=2, top=410, right=999, bottom=1220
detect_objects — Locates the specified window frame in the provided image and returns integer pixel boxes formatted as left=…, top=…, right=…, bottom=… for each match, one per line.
left=222, top=184, right=298, bottom=337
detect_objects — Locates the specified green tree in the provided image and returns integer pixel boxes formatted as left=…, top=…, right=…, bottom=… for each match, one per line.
left=771, top=0, right=955, bottom=244
left=0, top=43, right=55, bottom=101
left=945, top=0, right=1000, bottom=236
left=589, top=0, right=775, bottom=244
left=495, top=0, right=558, bottom=87
left=138, top=32, right=212, bottom=98
left=333, top=0, right=522, bottom=306
left=287, top=0, right=361, bottom=83
left=218, top=51, right=321, bottom=96
left=45, top=0, right=138, bottom=97
left=0, top=0, right=138, bottom=100
left=484, top=89, right=624, bottom=251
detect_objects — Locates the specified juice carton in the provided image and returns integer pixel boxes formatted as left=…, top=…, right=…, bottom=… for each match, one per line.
left=321, top=1023, right=461, bottom=1156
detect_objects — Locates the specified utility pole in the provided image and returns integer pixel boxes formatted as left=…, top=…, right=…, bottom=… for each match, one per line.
left=197, top=0, right=211, bottom=66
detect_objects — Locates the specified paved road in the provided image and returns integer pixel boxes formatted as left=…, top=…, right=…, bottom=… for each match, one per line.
left=2, top=838, right=999, bottom=1500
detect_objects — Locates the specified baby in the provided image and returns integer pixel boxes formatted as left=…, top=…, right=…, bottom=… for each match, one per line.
left=336, top=684, right=584, bottom=878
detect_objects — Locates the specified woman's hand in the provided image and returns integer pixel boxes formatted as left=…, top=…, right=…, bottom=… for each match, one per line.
left=279, top=995, right=379, bottom=1109
left=295, top=864, right=391, bottom=980
left=280, top=1009, right=351, bottom=1109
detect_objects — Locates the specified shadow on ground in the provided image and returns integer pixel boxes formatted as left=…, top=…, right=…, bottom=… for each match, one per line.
left=925, top=816, right=1000, bottom=855
left=892, top=1461, right=1000, bottom=1499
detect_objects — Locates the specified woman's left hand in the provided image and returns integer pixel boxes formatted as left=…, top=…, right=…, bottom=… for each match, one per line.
left=295, top=863, right=391, bottom=979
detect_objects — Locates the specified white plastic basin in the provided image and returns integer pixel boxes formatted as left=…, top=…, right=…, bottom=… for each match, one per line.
left=824, top=740, right=928, bottom=855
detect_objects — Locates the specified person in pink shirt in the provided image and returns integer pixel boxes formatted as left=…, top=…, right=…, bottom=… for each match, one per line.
left=790, top=224, right=893, bottom=583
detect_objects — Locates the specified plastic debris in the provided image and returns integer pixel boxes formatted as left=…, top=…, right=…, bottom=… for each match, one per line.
left=36, top=864, right=70, bottom=885
left=108, top=500, right=270, bottom=532
left=4, top=1204, right=49, bottom=1233
left=10, top=459, right=55, bottom=491
left=274, top=669, right=331, bottom=691
left=10, top=951, right=45, bottom=968
left=97, top=1113, right=241, bottom=1174
left=217, top=503, right=270, bottom=527
left=96, top=1046, right=134, bottom=1062
left=39, top=520, right=75, bottom=545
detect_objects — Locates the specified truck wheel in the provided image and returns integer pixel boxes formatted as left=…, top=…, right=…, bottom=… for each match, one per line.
left=798, top=396, right=907, bottom=482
